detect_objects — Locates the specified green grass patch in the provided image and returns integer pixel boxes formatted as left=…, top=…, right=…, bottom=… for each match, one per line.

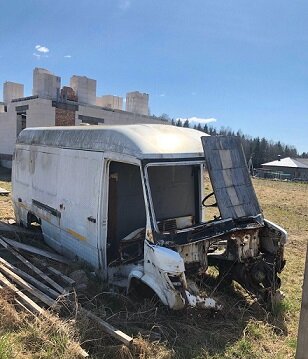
left=0, top=334, right=13, bottom=359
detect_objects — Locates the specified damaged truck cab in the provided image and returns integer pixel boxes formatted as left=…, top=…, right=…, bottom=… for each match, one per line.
left=12, top=125, right=287, bottom=309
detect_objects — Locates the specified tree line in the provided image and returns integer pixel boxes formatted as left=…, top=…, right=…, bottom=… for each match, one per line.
left=166, top=117, right=307, bottom=168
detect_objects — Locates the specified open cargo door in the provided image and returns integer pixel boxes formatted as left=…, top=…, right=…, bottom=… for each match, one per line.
left=201, top=136, right=261, bottom=220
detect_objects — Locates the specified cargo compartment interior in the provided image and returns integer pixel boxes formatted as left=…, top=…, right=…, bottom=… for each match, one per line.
left=107, top=161, right=146, bottom=264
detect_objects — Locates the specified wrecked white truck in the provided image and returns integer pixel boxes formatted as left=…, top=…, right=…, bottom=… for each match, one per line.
left=12, top=124, right=287, bottom=309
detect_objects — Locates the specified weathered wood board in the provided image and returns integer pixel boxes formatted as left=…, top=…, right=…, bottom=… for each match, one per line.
left=0, top=186, right=10, bottom=195
left=296, top=244, right=308, bottom=359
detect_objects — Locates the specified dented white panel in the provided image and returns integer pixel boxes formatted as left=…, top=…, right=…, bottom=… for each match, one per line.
left=57, top=149, right=103, bottom=267
left=17, top=125, right=208, bottom=160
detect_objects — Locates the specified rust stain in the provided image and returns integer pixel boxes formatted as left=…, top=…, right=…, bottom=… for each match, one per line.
left=66, top=228, right=87, bottom=241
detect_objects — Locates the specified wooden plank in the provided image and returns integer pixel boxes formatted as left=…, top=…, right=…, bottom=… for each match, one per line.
left=47, top=266, right=76, bottom=286
left=0, top=186, right=10, bottom=195
left=0, top=263, right=55, bottom=307
left=0, top=236, right=65, bottom=294
left=0, top=257, right=60, bottom=299
left=14, top=298, right=35, bottom=315
left=296, top=244, right=308, bottom=359
left=81, top=308, right=133, bottom=347
left=0, top=221, right=42, bottom=237
left=0, top=273, right=88, bottom=358
left=1, top=237, right=70, bottom=264
left=0, top=271, right=45, bottom=314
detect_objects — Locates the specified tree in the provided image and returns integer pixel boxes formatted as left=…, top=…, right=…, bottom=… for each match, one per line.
left=176, top=119, right=183, bottom=127
left=183, top=119, right=190, bottom=128
left=159, top=113, right=171, bottom=121
left=166, top=118, right=301, bottom=164
left=202, top=124, right=300, bottom=166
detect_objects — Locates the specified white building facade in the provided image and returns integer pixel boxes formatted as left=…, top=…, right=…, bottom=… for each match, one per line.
left=126, top=91, right=149, bottom=116
left=96, top=95, right=123, bottom=110
left=33, top=68, right=61, bottom=99
left=0, top=69, right=166, bottom=168
left=70, top=75, right=96, bottom=105
left=3, top=82, right=24, bottom=103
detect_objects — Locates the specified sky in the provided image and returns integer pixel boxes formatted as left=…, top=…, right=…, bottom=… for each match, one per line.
left=0, top=0, right=307, bottom=153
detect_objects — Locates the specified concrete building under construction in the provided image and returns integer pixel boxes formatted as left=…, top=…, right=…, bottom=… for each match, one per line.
left=96, top=95, right=123, bottom=110
left=3, top=82, right=24, bottom=104
left=126, top=91, right=149, bottom=116
left=0, top=68, right=166, bottom=167
left=33, top=68, right=61, bottom=99
left=70, top=75, right=96, bottom=105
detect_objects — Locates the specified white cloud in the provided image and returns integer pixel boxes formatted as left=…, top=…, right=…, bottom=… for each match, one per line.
left=176, top=117, right=217, bottom=125
left=64, top=55, right=72, bottom=58
left=35, top=45, right=49, bottom=53
left=33, top=52, right=41, bottom=58
left=159, top=93, right=166, bottom=97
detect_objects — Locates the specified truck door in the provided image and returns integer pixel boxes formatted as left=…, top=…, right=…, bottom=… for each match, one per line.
left=107, top=172, right=118, bottom=263
left=201, top=136, right=261, bottom=220
left=106, top=161, right=146, bottom=265
left=58, top=149, right=102, bottom=268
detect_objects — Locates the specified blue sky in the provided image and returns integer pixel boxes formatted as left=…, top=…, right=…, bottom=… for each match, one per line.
left=0, top=0, right=307, bottom=153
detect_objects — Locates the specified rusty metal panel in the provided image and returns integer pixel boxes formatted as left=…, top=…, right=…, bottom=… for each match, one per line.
left=201, top=136, right=261, bottom=219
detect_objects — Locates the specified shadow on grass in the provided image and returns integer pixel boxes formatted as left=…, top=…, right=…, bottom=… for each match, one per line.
left=68, top=273, right=289, bottom=359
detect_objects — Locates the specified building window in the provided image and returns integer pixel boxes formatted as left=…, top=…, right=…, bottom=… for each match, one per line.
left=16, top=113, right=26, bottom=136
left=78, top=114, right=104, bottom=125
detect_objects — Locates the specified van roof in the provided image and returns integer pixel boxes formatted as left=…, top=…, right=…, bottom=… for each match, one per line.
left=17, top=124, right=208, bottom=160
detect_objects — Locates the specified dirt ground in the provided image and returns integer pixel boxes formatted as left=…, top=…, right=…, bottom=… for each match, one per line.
left=0, top=168, right=307, bottom=358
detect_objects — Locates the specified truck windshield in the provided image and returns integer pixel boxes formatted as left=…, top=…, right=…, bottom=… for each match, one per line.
left=146, top=163, right=203, bottom=232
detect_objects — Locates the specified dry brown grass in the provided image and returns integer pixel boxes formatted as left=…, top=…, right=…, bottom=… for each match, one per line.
left=0, top=168, right=307, bottom=358
left=0, top=168, right=13, bottom=220
left=0, top=288, right=86, bottom=359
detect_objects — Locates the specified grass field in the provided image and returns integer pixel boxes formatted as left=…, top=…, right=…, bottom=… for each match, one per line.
left=0, top=168, right=307, bottom=358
